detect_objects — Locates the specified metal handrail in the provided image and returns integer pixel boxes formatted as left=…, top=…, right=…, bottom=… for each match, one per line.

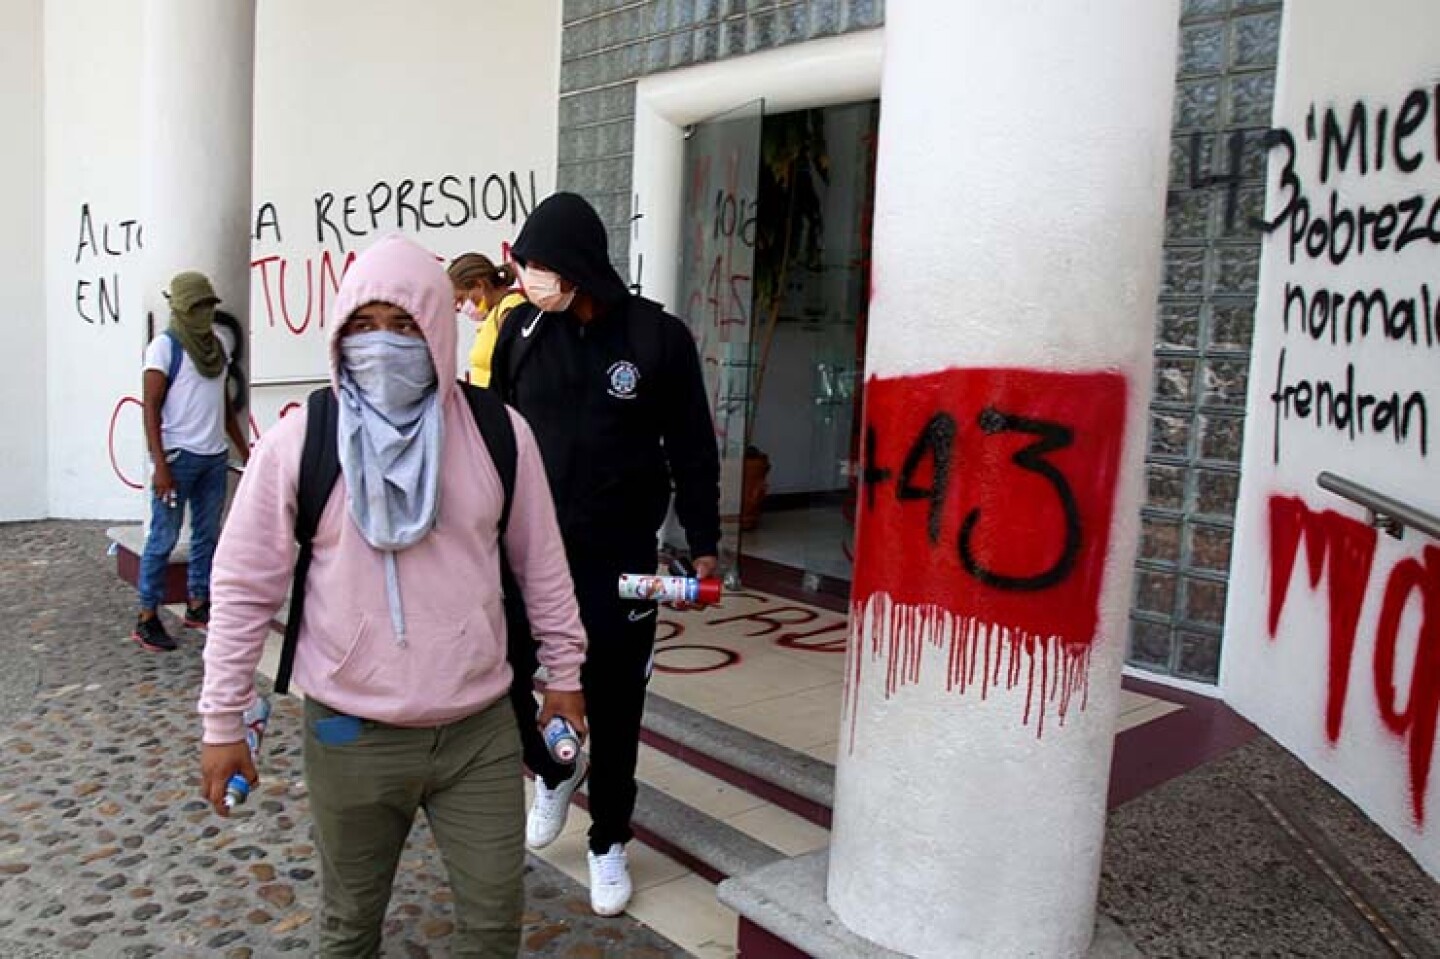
left=1317, top=472, right=1440, bottom=541
left=251, top=375, right=329, bottom=388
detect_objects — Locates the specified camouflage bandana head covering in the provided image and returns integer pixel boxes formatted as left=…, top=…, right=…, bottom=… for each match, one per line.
left=165, top=271, right=225, bottom=379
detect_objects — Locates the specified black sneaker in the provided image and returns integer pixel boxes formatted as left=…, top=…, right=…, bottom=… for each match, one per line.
left=132, top=615, right=177, bottom=653
left=183, top=601, right=211, bottom=631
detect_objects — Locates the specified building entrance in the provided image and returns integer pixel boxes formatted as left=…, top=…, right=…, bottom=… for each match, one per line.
left=676, top=99, right=880, bottom=594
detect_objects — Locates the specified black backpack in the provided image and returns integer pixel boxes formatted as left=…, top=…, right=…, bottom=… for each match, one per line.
left=273, top=381, right=522, bottom=694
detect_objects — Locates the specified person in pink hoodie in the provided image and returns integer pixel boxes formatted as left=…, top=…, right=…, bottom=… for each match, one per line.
left=197, top=235, right=587, bottom=958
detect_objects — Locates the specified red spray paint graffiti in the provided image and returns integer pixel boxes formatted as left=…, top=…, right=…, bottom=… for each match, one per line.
left=1268, top=495, right=1440, bottom=825
left=846, top=368, right=1128, bottom=745
left=107, top=396, right=144, bottom=490
left=1267, top=496, right=1378, bottom=741
left=645, top=598, right=848, bottom=674
left=251, top=249, right=356, bottom=335
left=1374, top=547, right=1440, bottom=826
left=650, top=620, right=742, bottom=674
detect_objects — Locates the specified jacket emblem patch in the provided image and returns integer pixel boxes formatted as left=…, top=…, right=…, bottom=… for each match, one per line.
left=607, top=361, right=641, bottom=399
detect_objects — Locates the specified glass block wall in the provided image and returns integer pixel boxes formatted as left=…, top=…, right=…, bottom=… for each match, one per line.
left=557, top=0, right=1283, bottom=683
left=1131, top=0, right=1282, bottom=682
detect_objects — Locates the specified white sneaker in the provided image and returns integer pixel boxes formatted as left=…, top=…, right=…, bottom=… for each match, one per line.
left=526, top=752, right=588, bottom=850
left=586, top=842, right=633, bottom=916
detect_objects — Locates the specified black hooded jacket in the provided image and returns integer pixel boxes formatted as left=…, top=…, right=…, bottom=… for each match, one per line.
left=492, top=193, right=722, bottom=560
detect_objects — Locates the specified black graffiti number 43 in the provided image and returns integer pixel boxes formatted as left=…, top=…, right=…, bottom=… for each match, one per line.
left=865, top=406, right=1083, bottom=592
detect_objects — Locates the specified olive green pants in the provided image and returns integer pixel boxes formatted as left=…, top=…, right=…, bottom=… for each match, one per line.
left=303, top=697, right=524, bottom=958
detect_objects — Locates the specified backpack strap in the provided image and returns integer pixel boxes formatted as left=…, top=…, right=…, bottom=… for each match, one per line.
left=274, top=387, right=340, bottom=695
left=458, top=381, right=518, bottom=535
left=274, top=383, right=518, bottom=695
left=162, top=330, right=183, bottom=390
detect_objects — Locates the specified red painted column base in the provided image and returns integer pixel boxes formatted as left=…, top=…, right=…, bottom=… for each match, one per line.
left=114, top=544, right=188, bottom=606
left=737, top=919, right=813, bottom=959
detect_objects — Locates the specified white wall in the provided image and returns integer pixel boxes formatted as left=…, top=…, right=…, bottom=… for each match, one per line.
left=1222, top=0, right=1440, bottom=878
left=0, top=0, right=47, bottom=521
left=44, top=0, right=146, bottom=519
left=39, top=0, right=562, bottom=518
left=248, top=0, right=561, bottom=420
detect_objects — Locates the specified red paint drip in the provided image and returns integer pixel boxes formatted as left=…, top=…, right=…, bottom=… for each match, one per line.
left=1267, top=496, right=1379, bottom=742
left=1371, top=546, right=1440, bottom=826
left=844, top=594, right=1095, bottom=750
left=841, top=368, right=1124, bottom=747
left=1268, top=495, right=1440, bottom=824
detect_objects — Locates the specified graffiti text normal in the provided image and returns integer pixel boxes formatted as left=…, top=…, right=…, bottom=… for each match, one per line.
left=1264, top=86, right=1440, bottom=266
left=310, top=170, right=539, bottom=254
left=1263, top=85, right=1438, bottom=464
left=73, top=203, right=143, bottom=325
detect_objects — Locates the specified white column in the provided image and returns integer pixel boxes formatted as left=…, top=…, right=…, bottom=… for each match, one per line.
left=140, top=0, right=255, bottom=358
left=0, top=0, right=46, bottom=519
left=827, top=3, right=1178, bottom=958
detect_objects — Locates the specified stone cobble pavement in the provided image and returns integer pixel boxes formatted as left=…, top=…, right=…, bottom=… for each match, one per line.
left=0, top=521, right=690, bottom=959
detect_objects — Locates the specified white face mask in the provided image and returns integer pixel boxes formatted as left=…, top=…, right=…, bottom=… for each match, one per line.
left=521, top=265, right=576, bottom=313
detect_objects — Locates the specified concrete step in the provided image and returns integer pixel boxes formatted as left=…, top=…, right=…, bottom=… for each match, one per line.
left=614, top=779, right=785, bottom=882
left=641, top=693, right=835, bottom=828
left=106, top=523, right=191, bottom=605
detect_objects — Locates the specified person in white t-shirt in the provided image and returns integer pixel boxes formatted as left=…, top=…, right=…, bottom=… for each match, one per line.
left=132, top=272, right=250, bottom=653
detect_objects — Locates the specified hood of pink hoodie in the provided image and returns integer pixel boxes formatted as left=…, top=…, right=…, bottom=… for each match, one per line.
left=329, top=234, right=456, bottom=400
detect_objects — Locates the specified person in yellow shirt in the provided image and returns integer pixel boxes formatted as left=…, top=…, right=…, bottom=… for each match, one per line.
left=448, top=253, right=527, bottom=387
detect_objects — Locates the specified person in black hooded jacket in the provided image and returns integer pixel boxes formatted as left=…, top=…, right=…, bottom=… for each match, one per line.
left=491, top=192, right=721, bottom=916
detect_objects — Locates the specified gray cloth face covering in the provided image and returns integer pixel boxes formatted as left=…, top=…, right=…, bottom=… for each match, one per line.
left=336, top=331, right=442, bottom=646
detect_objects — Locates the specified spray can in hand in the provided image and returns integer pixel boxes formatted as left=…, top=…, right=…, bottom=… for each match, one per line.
left=542, top=716, right=581, bottom=764
left=617, top=573, right=723, bottom=605
left=223, top=696, right=272, bottom=810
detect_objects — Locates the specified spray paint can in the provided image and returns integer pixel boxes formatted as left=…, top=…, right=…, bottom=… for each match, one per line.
left=617, top=574, right=723, bottom=605
left=223, top=696, right=272, bottom=810
left=542, top=716, right=580, bottom=764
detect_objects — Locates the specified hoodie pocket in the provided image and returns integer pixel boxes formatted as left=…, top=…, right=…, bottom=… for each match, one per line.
left=326, top=612, right=501, bottom=707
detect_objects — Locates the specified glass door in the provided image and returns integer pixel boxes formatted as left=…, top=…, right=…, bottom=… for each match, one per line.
left=674, top=99, right=764, bottom=581
left=745, top=101, right=878, bottom=590
left=800, top=101, right=877, bottom=586
left=801, top=322, right=862, bottom=585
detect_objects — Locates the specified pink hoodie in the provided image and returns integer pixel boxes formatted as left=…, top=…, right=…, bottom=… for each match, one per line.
left=199, top=235, right=586, bottom=744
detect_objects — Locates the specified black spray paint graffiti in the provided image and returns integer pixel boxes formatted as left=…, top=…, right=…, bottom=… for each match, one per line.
left=1180, top=129, right=1253, bottom=234
left=1261, top=85, right=1438, bottom=464
left=67, top=171, right=534, bottom=331
left=629, top=195, right=645, bottom=296
left=311, top=170, right=540, bottom=255
left=1269, top=349, right=1428, bottom=461
left=862, top=406, right=1085, bottom=594
left=74, top=203, right=143, bottom=325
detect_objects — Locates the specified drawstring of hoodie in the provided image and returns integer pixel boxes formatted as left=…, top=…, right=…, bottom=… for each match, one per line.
left=384, top=552, right=407, bottom=647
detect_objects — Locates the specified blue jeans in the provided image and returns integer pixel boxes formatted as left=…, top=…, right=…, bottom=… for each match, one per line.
left=137, top=449, right=229, bottom=611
